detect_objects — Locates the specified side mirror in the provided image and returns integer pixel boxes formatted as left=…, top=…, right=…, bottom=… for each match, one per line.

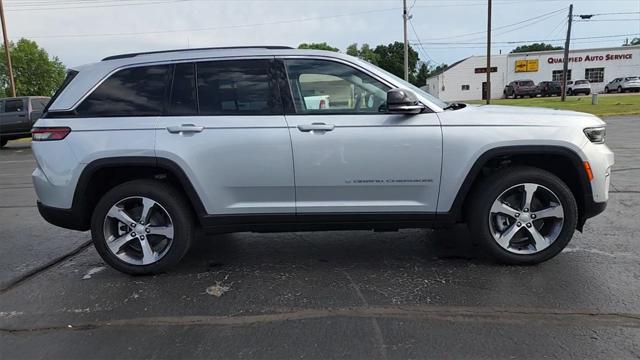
left=386, top=88, right=425, bottom=114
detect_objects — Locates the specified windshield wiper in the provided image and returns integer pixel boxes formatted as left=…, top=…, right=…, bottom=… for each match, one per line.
left=443, top=102, right=466, bottom=111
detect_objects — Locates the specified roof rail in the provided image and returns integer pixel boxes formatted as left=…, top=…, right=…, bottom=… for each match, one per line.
left=101, top=46, right=294, bottom=61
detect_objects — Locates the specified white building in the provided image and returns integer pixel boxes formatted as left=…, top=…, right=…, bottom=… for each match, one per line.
left=425, top=45, right=640, bottom=101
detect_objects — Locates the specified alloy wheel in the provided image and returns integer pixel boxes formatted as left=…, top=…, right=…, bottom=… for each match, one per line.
left=103, top=196, right=174, bottom=265
left=488, top=183, right=564, bottom=255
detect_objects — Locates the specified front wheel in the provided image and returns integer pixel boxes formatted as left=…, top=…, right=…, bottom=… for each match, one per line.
left=91, top=179, right=194, bottom=275
left=467, top=166, right=578, bottom=265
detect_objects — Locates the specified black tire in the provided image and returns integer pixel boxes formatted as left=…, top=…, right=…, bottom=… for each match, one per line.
left=567, top=89, right=573, bottom=96
left=91, top=179, right=194, bottom=275
left=618, top=86, right=622, bottom=93
left=0, top=138, right=7, bottom=148
left=467, top=166, right=578, bottom=265
left=604, top=87, right=609, bottom=94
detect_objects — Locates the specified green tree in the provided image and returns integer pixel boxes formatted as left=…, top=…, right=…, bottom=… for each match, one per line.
left=510, top=43, right=563, bottom=53
left=413, top=63, right=430, bottom=87
left=346, top=43, right=379, bottom=64
left=429, top=63, right=449, bottom=77
left=373, top=42, right=419, bottom=80
left=0, top=38, right=66, bottom=97
left=297, top=42, right=339, bottom=52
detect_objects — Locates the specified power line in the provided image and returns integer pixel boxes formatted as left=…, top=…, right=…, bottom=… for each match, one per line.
left=411, top=33, right=640, bottom=45
left=413, top=6, right=567, bottom=41
left=576, top=19, right=640, bottom=22
left=15, top=6, right=401, bottom=39
left=409, top=18, right=435, bottom=64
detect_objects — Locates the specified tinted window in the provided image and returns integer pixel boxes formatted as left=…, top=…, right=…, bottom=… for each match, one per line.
left=575, top=80, right=589, bottom=85
left=169, top=63, right=197, bottom=116
left=196, top=60, right=279, bottom=115
left=31, top=98, right=48, bottom=111
left=4, top=99, right=24, bottom=112
left=285, top=59, right=389, bottom=114
left=76, top=65, right=170, bottom=117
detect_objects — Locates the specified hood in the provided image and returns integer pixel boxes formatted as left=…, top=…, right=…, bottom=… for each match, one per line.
left=439, top=104, right=605, bottom=128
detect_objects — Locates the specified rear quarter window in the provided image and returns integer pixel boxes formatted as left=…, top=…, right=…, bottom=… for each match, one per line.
left=76, top=65, right=171, bottom=117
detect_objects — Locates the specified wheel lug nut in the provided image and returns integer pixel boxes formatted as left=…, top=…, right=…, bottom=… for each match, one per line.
left=131, top=223, right=136, bottom=227
left=517, top=222, right=522, bottom=227
left=515, top=213, right=520, bottom=218
left=140, top=235, right=145, bottom=240
left=146, top=228, right=151, bottom=233
left=523, top=208, right=529, bottom=212
left=131, top=232, right=136, bottom=237
left=526, top=223, right=532, bottom=228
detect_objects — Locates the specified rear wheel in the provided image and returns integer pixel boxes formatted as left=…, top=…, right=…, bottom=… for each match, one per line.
left=91, top=179, right=194, bottom=275
left=467, top=166, right=578, bottom=265
left=618, top=86, right=623, bottom=93
left=604, top=87, right=609, bottom=93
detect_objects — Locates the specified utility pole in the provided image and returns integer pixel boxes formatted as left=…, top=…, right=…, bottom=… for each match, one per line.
left=485, top=0, right=492, bottom=104
left=403, top=0, right=409, bottom=81
left=561, top=4, right=573, bottom=102
left=0, top=0, right=15, bottom=97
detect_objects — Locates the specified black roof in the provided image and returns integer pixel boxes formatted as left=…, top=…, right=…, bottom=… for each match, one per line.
left=102, top=46, right=294, bottom=61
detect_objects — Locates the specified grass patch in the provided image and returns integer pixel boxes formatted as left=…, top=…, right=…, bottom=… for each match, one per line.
left=466, top=94, right=640, bottom=117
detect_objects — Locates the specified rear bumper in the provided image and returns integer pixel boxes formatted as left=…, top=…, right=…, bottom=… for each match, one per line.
left=37, top=201, right=89, bottom=231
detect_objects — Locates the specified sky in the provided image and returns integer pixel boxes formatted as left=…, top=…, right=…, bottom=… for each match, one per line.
left=3, top=0, right=639, bottom=68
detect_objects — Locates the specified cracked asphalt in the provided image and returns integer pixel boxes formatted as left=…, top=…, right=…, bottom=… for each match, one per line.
left=1, top=115, right=639, bottom=359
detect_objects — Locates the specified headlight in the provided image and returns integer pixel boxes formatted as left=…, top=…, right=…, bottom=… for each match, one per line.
left=584, top=126, right=606, bottom=144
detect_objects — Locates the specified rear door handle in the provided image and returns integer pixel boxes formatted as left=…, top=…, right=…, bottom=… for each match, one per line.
left=166, top=124, right=204, bottom=134
left=297, top=122, right=335, bottom=132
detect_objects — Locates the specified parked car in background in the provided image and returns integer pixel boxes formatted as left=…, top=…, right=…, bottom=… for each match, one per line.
left=0, top=96, right=50, bottom=148
left=32, top=46, right=613, bottom=274
left=537, top=81, right=562, bottom=97
left=504, top=80, right=539, bottom=98
left=604, top=77, right=640, bottom=93
left=566, top=80, right=591, bottom=96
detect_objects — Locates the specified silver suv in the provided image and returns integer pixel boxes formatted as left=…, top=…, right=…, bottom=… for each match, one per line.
left=33, top=46, right=614, bottom=274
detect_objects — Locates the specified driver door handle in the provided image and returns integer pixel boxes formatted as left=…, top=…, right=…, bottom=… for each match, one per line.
left=297, top=122, right=335, bottom=132
left=166, top=124, right=204, bottom=134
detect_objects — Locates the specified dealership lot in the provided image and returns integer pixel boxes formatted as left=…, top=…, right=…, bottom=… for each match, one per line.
left=1, top=116, right=640, bottom=359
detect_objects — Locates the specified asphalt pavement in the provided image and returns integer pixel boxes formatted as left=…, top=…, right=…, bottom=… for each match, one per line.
left=1, top=116, right=639, bottom=359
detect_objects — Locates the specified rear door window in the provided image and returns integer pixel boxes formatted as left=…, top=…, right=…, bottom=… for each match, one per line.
left=31, top=98, right=47, bottom=111
left=196, top=59, right=281, bottom=115
left=76, top=65, right=171, bottom=117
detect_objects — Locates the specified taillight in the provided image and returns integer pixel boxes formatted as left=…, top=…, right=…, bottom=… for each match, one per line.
left=31, top=127, right=71, bottom=141
left=319, top=99, right=326, bottom=109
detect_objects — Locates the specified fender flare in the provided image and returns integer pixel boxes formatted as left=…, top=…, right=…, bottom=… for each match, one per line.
left=446, top=145, right=592, bottom=225
left=71, top=156, right=207, bottom=227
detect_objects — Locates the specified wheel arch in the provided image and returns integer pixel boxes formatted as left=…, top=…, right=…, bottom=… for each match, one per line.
left=447, top=145, right=592, bottom=230
left=71, top=156, right=207, bottom=230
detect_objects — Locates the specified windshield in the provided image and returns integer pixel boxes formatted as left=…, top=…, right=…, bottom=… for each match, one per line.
left=371, top=65, right=448, bottom=109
